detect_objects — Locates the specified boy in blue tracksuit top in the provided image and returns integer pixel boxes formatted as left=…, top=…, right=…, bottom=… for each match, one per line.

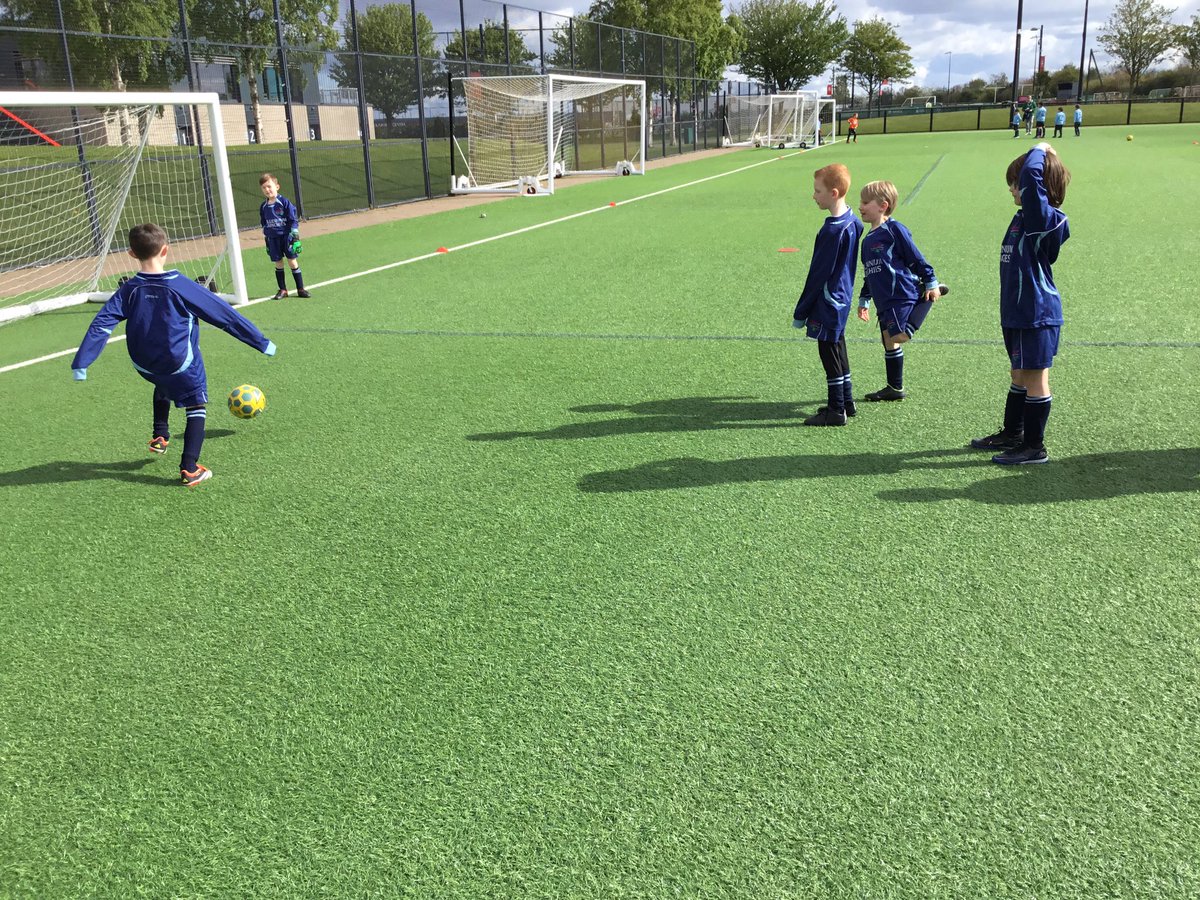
left=1073, top=104, right=1083, bottom=136
left=71, top=223, right=277, bottom=486
left=259, top=172, right=310, bottom=299
left=1034, top=103, right=1047, bottom=138
left=970, top=144, right=1071, bottom=464
left=855, top=180, right=944, bottom=402
left=1053, top=107, right=1066, bottom=138
left=792, top=163, right=864, bottom=426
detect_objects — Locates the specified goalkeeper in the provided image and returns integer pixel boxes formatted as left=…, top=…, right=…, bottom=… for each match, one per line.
left=259, top=172, right=310, bottom=299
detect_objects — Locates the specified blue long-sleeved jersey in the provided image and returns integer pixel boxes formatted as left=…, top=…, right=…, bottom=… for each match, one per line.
left=260, top=195, right=299, bottom=236
left=857, top=218, right=937, bottom=310
left=1054, top=111, right=1066, bottom=126
left=999, top=148, right=1069, bottom=328
left=792, top=207, right=863, bottom=339
left=71, top=271, right=272, bottom=377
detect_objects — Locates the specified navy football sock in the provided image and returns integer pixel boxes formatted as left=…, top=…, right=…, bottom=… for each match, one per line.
left=1004, top=384, right=1027, bottom=432
left=180, top=407, right=207, bottom=472
left=292, top=268, right=304, bottom=290
left=152, top=394, right=170, bottom=440
left=826, top=377, right=844, bottom=413
left=1024, top=395, right=1052, bottom=448
left=884, top=348, right=904, bottom=390
left=275, top=269, right=286, bottom=290
left=842, top=373, right=853, bottom=407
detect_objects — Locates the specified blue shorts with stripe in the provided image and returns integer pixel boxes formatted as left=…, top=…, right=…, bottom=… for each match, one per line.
left=265, top=232, right=297, bottom=262
left=878, top=300, right=931, bottom=338
left=137, top=362, right=209, bottom=408
left=1003, top=326, right=1060, bottom=370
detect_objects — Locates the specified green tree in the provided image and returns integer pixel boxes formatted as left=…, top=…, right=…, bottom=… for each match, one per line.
left=188, top=0, right=338, bottom=144
left=1177, top=14, right=1200, bottom=73
left=841, top=18, right=914, bottom=110
left=731, top=0, right=847, bottom=92
left=444, top=19, right=537, bottom=69
left=583, top=0, right=741, bottom=83
left=330, top=3, right=439, bottom=134
left=1098, top=0, right=1178, bottom=97
left=1, top=0, right=184, bottom=141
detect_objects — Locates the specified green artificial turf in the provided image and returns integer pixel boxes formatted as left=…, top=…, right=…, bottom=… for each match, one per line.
left=2, top=125, right=1200, bottom=898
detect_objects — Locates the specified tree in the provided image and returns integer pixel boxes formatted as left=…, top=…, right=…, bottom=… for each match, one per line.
left=731, top=0, right=847, bottom=92
left=1097, top=0, right=1178, bottom=97
left=188, top=0, right=338, bottom=145
left=583, top=0, right=741, bottom=83
left=330, top=3, right=439, bottom=135
left=444, top=19, right=538, bottom=69
left=1, top=0, right=184, bottom=141
left=1177, top=14, right=1200, bottom=73
left=841, top=18, right=914, bottom=110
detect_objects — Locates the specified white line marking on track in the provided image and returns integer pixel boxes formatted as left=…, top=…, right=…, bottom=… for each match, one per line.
left=2, top=143, right=834, bottom=376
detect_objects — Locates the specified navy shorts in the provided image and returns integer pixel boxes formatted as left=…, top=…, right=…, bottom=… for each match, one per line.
left=1003, top=326, right=1060, bottom=370
left=265, top=232, right=297, bottom=262
left=879, top=301, right=924, bottom=338
left=138, top=362, right=208, bottom=408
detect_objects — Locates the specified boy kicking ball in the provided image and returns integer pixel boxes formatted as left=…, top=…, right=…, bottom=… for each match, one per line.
left=71, top=224, right=276, bottom=487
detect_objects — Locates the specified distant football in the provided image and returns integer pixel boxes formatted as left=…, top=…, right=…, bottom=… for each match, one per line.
left=228, top=384, right=266, bottom=419
left=1126, top=134, right=1133, bottom=141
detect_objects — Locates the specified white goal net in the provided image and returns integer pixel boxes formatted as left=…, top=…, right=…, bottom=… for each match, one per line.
left=451, top=74, right=646, bottom=195
left=724, top=92, right=833, bottom=148
left=0, top=91, right=246, bottom=326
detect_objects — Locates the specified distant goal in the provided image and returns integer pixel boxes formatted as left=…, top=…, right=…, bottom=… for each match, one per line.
left=724, top=92, right=836, bottom=149
left=450, top=74, right=646, bottom=196
left=0, top=91, right=247, bottom=326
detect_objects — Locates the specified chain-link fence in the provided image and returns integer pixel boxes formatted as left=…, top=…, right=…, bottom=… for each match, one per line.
left=1, top=0, right=766, bottom=223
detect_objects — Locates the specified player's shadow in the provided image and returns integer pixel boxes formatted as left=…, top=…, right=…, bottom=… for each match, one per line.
left=579, top=447, right=1200, bottom=504
left=879, top=448, right=1200, bottom=505
left=0, top=429, right=236, bottom=488
left=467, top=396, right=821, bottom=442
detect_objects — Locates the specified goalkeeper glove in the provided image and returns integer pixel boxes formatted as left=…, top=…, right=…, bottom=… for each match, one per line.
left=288, top=230, right=302, bottom=256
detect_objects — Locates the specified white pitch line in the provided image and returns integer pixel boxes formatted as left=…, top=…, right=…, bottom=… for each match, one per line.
left=1, top=143, right=835, bottom=377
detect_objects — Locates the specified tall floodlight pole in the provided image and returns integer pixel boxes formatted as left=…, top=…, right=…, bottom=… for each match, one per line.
left=944, top=51, right=952, bottom=95
left=1077, top=0, right=1090, bottom=101
left=1012, top=0, right=1025, bottom=103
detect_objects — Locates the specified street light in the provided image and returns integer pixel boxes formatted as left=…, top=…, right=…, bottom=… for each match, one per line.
left=944, top=51, right=952, bottom=96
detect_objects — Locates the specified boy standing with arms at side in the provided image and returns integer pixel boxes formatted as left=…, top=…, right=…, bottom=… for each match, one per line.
left=792, top=164, right=864, bottom=426
left=846, top=114, right=859, bottom=143
left=260, top=172, right=310, bottom=299
left=855, top=180, right=945, bottom=402
left=71, top=224, right=276, bottom=486
left=1034, top=101, right=1047, bottom=138
left=1073, top=104, right=1083, bottom=136
left=970, top=143, right=1070, bottom=464
left=1053, top=107, right=1066, bottom=138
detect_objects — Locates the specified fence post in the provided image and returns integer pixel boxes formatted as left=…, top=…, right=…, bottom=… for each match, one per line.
left=660, top=35, right=667, bottom=158
left=176, top=0, right=218, bottom=234
left=272, top=0, right=305, bottom=217
left=1181, top=97, right=1186, bottom=124
left=929, top=106, right=934, bottom=132
left=53, top=0, right=104, bottom=255
left=348, top=0, right=376, bottom=207
left=410, top=0, right=431, bottom=198
left=539, top=12, right=545, bottom=74
left=1126, top=96, right=1132, bottom=125
left=883, top=109, right=888, bottom=134
left=977, top=107, right=982, bottom=130
left=502, top=5, right=511, bottom=73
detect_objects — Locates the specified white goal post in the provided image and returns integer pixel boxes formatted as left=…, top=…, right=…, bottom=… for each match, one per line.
left=450, top=74, right=646, bottom=196
left=0, top=91, right=247, bottom=326
left=724, top=92, right=835, bottom=149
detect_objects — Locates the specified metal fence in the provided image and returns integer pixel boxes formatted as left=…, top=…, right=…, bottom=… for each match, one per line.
left=0, top=0, right=764, bottom=224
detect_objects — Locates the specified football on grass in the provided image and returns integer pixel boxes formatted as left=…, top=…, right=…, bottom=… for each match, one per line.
left=228, top=384, right=266, bottom=419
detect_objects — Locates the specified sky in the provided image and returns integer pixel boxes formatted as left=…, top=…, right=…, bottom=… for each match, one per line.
left=358, top=0, right=1197, bottom=93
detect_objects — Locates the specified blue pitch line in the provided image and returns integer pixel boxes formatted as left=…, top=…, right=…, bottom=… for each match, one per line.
left=902, top=154, right=945, bottom=206
left=264, top=325, right=1200, bottom=351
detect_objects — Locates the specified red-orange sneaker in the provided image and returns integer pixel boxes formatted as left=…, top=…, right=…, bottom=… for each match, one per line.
left=180, top=465, right=212, bottom=487
left=148, top=436, right=170, bottom=454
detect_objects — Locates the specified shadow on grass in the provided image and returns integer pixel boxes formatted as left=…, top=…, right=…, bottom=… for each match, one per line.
left=0, top=429, right=236, bottom=488
left=468, top=396, right=821, bottom=442
left=580, top=447, right=1200, bottom=504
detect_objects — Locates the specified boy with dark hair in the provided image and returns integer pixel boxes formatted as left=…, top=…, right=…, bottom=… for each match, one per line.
left=1053, top=106, right=1066, bottom=138
left=846, top=114, right=859, bottom=143
left=792, top=163, right=864, bottom=426
left=855, top=180, right=945, bottom=402
left=1073, top=104, right=1083, bottom=136
left=1034, top=102, right=1047, bottom=139
left=259, top=172, right=310, bottom=299
left=71, top=223, right=276, bottom=486
left=970, top=143, right=1071, bottom=464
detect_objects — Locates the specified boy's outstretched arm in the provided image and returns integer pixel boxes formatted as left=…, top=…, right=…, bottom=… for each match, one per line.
left=70, top=294, right=126, bottom=380
left=182, top=283, right=275, bottom=355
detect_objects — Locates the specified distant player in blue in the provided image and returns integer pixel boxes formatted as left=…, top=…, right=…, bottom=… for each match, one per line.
left=792, top=163, right=864, bottom=426
left=1034, top=102, right=1047, bottom=138
left=260, top=172, right=310, bottom=299
left=1053, top=107, right=1066, bottom=138
left=1011, top=107, right=1021, bottom=138
left=71, top=223, right=277, bottom=486
left=970, top=144, right=1071, bottom=464
left=855, top=180, right=945, bottom=402
left=1073, top=104, right=1083, bottom=136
